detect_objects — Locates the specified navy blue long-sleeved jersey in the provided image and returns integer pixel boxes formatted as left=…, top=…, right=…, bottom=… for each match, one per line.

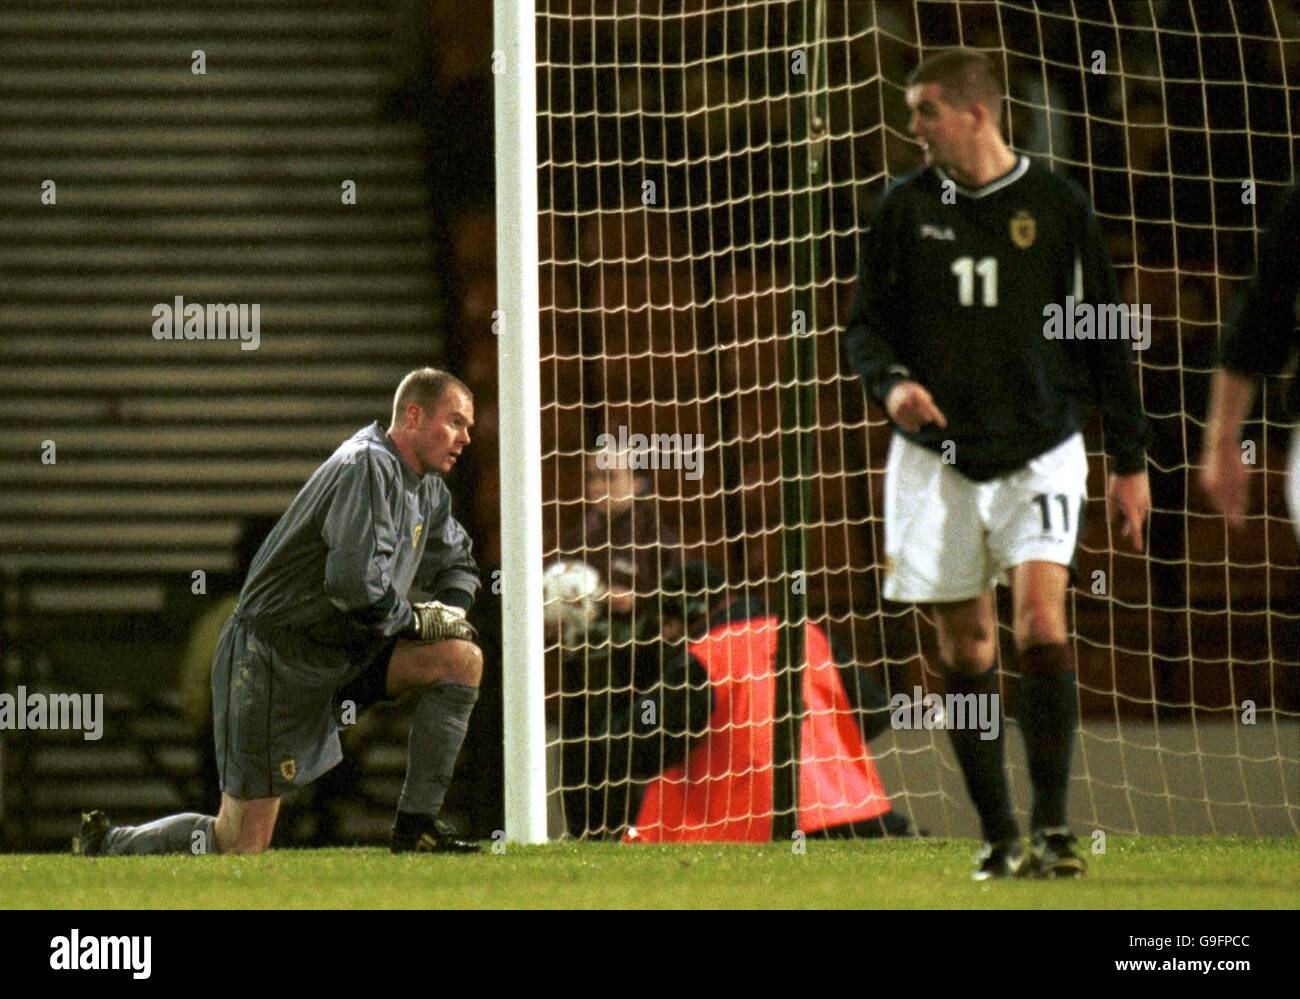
left=235, top=422, right=480, bottom=651
left=843, top=155, right=1151, bottom=481
left=1220, top=181, right=1300, bottom=419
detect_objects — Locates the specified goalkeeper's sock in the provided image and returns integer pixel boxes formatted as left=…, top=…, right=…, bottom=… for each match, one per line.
left=1016, top=644, right=1078, bottom=831
left=396, top=681, right=479, bottom=819
left=101, top=813, right=217, bottom=856
left=943, top=665, right=1018, bottom=843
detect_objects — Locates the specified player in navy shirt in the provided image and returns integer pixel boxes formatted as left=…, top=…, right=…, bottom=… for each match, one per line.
left=844, top=49, right=1151, bottom=879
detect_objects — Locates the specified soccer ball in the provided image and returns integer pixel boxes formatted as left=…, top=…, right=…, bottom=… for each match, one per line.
left=542, top=560, right=604, bottom=643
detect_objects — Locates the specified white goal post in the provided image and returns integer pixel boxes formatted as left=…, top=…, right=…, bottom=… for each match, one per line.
left=494, top=0, right=547, bottom=844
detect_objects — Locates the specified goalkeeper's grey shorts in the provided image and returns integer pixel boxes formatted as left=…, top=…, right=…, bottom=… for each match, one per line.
left=211, top=614, right=396, bottom=799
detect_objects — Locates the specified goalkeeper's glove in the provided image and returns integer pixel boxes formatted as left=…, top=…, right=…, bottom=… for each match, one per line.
left=408, top=601, right=478, bottom=643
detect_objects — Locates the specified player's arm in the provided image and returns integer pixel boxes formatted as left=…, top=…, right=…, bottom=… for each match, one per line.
left=1073, top=189, right=1153, bottom=549
left=1201, top=370, right=1258, bottom=528
left=843, top=186, right=946, bottom=431
left=1074, top=191, right=1152, bottom=472
left=1200, top=183, right=1300, bottom=526
left=412, top=478, right=481, bottom=613
left=320, top=450, right=418, bottom=637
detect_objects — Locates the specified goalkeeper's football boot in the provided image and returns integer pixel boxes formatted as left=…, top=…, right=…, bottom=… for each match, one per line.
left=391, top=816, right=481, bottom=854
left=72, top=810, right=113, bottom=857
left=1026, top=827, right=1087, bottom=878
left=971, top=838, right=1026, bottom=881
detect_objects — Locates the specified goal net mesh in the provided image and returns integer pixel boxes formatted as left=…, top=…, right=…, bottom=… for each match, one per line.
left=534, top=0, right=1299, bottom=841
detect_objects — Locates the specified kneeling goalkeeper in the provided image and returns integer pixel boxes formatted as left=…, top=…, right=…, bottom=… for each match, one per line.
left=75, top=368, right=484, bottom=856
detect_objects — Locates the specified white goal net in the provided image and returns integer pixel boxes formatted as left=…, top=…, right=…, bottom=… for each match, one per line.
left=532, top=0, right=1299, bottom=841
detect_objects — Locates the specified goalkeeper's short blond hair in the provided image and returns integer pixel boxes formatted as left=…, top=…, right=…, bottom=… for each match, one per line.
left=391, top=368, right=472, bottom=426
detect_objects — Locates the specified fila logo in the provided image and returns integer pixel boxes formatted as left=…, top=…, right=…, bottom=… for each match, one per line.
left=920, top=224, right=956, bottom=241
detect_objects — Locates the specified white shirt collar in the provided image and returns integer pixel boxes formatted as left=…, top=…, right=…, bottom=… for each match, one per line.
left=934, top=155, right=1029, bottom=199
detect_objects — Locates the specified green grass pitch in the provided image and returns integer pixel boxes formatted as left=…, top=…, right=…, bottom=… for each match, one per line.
left=1, top=837, right=1295, bottom=909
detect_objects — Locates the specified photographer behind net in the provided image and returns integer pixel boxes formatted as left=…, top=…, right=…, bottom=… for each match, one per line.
left=553, top=446, right=684, bottom=838
left=558, top=555, right=918, bottom=842
left=621, top=561, right=919, bottom=843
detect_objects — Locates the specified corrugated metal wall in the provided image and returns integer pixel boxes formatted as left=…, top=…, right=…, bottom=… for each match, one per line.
left=0, top=0, right=442, bottom=578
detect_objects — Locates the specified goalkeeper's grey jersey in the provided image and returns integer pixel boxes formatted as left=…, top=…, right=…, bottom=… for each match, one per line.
left=234, top=422, right=479, bottom=650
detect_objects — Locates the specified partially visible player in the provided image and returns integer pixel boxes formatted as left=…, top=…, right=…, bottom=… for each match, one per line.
left=1199, top=181, right=1300, bottom=538
left=843, top=49, right=1152, bottom=878
left=75, top=368, right=485, bottom=856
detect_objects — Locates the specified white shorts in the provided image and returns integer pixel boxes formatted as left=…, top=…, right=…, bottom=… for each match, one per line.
left=882, top=432, right=1090, bottom=603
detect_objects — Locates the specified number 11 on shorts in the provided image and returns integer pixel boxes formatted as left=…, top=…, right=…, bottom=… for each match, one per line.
left=1034, top=492, right=1072, bottom=533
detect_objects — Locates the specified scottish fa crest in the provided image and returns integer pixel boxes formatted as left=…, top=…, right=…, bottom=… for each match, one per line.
left=1010, top=211, right=1036, bottom=249
left=280, top=758, right=297, bottom=781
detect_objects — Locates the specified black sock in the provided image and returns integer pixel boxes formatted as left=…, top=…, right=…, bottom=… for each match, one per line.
left=393, top=809, right=435, bottom=836
left=1017, top=644, right=1078, bottom=832
left=944, top=666, right=1018, bottom=843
